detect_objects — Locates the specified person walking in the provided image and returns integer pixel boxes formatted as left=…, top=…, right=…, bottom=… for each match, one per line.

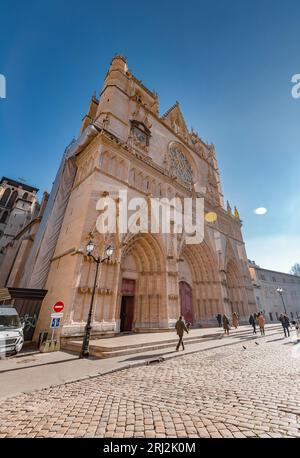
left=257, top=312, right=265, bottom=336
left=294, top=319, right=300, bottom=341
left=232, top=312, right=239, bottom=329
left=279, top=314, right=290, bottom=337
left=175, top=316, right=189, bottom=351
left=222, top=314, right=230, bottom=335
left=249, top=314, right=257, bottom=334
left=216, top=313, right=222, bottom=327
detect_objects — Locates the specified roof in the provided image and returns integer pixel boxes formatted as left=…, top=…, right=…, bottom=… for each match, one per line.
left=0, top=177, right=39, bottom=193
left=162, top=101, right=179, bottom=119
left=249, top=262, right=300, bottom=279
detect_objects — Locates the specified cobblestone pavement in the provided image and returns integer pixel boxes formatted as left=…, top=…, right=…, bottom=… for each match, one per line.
left=1, top=333, right=300, bottom=438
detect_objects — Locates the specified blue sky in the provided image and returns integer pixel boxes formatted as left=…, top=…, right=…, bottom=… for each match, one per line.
left=0, top=0, right=299, bottom=273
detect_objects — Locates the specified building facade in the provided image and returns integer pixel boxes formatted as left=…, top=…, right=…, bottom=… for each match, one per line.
left=1, top=56, right=256, bottom=340
left=0, top=190, right=48, bottom=287
left=249, top=260, right=300, bottom=322
left=0, top=177, right=39, bottom=260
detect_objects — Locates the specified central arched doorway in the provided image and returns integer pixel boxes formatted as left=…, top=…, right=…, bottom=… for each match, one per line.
left=119, top=233, right=166, bottom=331
left=179, top=281, right=193, bottom=324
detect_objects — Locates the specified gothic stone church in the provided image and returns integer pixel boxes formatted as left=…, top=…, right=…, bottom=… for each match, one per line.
left=5, top=55, right=256, bottom=339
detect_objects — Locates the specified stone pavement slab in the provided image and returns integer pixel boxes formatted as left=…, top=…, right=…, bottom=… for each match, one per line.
left=0, top=324, right=284, bottom=400
left=0, top=329, right=300, bottom=438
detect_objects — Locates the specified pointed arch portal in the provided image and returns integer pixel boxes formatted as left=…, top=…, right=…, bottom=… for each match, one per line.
left=179, top=241, right=223, bottom=325
left=120, top=233, right=166, bottom=331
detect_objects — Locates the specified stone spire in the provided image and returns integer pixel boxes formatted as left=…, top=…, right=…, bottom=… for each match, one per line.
left=226, top=201, right=232, bottom=215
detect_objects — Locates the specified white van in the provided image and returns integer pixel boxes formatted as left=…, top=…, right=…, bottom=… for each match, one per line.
left=0, top=306, right=24, bottom=357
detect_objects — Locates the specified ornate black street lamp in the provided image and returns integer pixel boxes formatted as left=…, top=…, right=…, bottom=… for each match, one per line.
left=276, top=287, right=287, bottom=315
left=79, top=241, right=114, bottom=359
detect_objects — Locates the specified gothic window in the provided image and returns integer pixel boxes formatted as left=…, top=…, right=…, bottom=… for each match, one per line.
left=6, top=190, right=18, bottom=208
left=0, top=211, right=8, bottom=224
left=23, top=192, right=28, bottom=200
left=169, top=145, right=193, bottom=184
left=0, top=188, right=10, bottom=206
left=131, top=120, right=150, bottom=147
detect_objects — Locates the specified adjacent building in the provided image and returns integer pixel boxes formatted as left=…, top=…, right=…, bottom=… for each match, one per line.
left=248, top=260, right=300, bottom=322
left=0, top=177, right=39, bottom=255
left=0, top=190, right=49, bottom=287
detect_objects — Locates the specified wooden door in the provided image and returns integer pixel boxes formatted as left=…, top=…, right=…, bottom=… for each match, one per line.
left=120, top=279, right=135, bottom=332
left=120, top=296, right=134, bottom=332
left=179, top=281, right=193, bottom=324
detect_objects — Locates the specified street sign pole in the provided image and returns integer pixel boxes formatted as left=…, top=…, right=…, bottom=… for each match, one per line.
left=50, top=312, right=63, bottom=341
left=50, top=301, right=64, bottom=343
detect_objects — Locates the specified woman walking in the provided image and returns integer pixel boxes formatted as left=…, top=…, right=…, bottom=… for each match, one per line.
left=257, top=312, right=265, bottom=336
left=222, top=314, right=230, bottom=335
left=232, top=312, right=239, bottom=329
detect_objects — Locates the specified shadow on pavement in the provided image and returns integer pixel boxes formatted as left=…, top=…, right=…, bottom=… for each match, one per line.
left=0, top=356, right=79, bottom=374
left=266, top=337, right=286, bottom=343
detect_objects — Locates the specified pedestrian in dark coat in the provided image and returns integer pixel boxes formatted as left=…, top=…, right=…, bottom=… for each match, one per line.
left=249, top=314, right=257, bottom=334
left=175, top=316, right=189, bottom=351
left=216, top=314, right=222, bottom=327
left=222, top=314, right=230, bottom=335
left=279, top=314, right=290, bottom=337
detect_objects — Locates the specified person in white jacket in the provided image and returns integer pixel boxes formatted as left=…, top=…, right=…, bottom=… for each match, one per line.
left=295, top=319, right=300, bottom=341
left=291, top=319, right=300, bottom=341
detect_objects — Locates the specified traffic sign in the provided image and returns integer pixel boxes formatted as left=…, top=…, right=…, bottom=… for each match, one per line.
left=50, top=317, right=61, bottom=329
left=52, top=301, right=64, bottom=313
left=51, top=312, right=63, bottom=318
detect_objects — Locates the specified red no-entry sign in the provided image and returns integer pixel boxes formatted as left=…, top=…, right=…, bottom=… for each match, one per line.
left=52, top=301, right=64, bottom=313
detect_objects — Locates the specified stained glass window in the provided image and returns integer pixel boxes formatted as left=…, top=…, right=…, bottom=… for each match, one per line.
left=170, top=146, right=193, bottom=184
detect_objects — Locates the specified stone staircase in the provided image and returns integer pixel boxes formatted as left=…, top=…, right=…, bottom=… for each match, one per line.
left=62, top=324, right=281, bottom=359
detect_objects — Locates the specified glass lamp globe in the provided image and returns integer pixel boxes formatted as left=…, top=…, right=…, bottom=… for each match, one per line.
left=86, top=240, right=95, bottom=255
left=106, top=245, right=114, bottom=258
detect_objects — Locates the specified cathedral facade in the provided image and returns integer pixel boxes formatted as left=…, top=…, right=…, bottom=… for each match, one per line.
left=7, top=56, right=256, bottom=340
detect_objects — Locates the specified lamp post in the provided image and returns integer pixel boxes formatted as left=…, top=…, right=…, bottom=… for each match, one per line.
left=276, top=287, right=287, bottom=315
left=79, top=241, right=114, bottom=359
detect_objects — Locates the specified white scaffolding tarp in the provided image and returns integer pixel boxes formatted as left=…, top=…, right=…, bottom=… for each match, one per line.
left=20, top=125, right=99, bottom=289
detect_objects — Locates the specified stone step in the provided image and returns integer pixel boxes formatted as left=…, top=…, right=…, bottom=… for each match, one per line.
left=80, top=332, right=220, bottom=352
left=63, top=334, right=220, bottom=358
left=62, top=324, right=281, bottom=359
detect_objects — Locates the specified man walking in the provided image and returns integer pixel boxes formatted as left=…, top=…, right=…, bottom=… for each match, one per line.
left=175, top=316, right=189, bottom=351
left=216, top=313, right=222, bottom=327
left=249, top=314, right=257, bottom=334
left=279, top=314, right=290, bottom=337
